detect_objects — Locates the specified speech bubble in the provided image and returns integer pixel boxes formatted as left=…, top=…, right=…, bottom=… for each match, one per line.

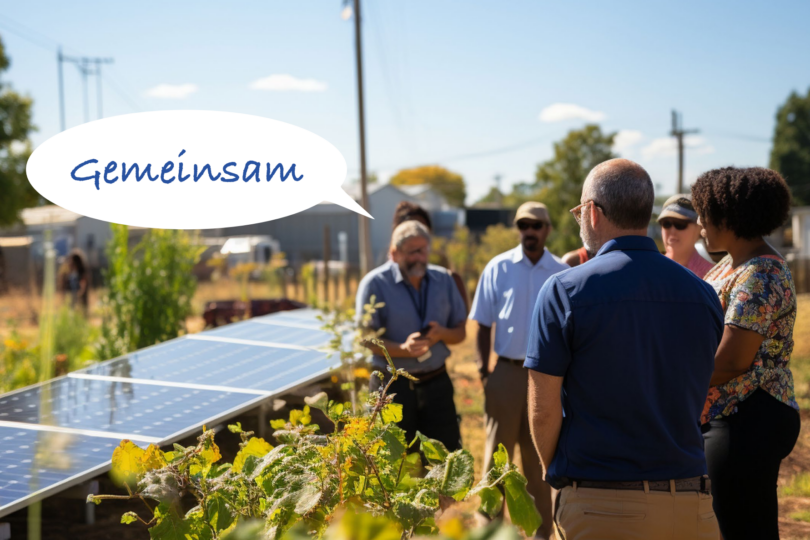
left=26, top=111, right=372, bottom=229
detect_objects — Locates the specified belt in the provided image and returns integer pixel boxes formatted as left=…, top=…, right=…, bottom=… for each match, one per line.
left=497, top=356, right=524, bottom=364
left=560, top=476, right=711, bottom=494
left=410, top=364, right=447, bottom=384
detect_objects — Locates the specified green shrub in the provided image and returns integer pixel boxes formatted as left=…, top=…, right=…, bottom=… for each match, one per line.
left=96, top=225, right=203, bottom=360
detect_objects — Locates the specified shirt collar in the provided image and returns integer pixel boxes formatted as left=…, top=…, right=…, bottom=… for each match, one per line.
left=510, top=245, right=551, bottom=268
left=596, top=235, right=658, bottom=257
left=389, top=260, right=430, bottom=285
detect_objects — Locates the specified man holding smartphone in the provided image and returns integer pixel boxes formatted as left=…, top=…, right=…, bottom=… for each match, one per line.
left=356, top=220, right=468, bottom=450
left=469, top=201, right=568, bottom=539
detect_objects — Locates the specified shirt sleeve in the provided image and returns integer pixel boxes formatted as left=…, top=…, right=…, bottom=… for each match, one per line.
left=725, top=261, right=791, bottom=336
left=469, top=261, right=496, bottom=326
left=447, top=273, right=468, bottom=328
left=524, top=276, right=573, bottom=377
left=355, top=274, right=382, bottom=330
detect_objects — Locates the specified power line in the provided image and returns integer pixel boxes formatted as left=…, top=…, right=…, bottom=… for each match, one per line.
left=670, top=110, right=699, bottom=193
left=101, top=71, right=142, bottom=112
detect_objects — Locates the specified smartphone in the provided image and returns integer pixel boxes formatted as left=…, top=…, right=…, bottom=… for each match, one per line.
left=419, top=325, right=432, bottom=337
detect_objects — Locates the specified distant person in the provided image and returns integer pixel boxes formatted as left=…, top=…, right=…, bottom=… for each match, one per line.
left=356, top=220, right=467, bottom=450
left=527, top=159, right=722, bottom=539
left=65, top=251, right=89, bottom=313
left=658, top=194, right=715, bottom=278
left=392, top=201, right=470, bottom=314
left=469, top=201, right=567, bottom=539
left=693, top=167, right=800, bottom=540
left=561, top=245, right=594, bottom=267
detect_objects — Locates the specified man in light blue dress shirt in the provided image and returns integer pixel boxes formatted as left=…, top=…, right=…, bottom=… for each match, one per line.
left=469, top=202, right=568, bottom=538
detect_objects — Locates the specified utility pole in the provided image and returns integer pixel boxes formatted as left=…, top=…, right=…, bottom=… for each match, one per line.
left=670, top=110, right=699, bottom=194
left=57, top=48, right=65, bottom=131
left=59, top=54, right=113, bottom=124
left=351, top=0, right=373, bottom=275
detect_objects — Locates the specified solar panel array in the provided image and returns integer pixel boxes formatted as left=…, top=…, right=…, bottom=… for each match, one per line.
left=0, top=309, right=338, bottom=518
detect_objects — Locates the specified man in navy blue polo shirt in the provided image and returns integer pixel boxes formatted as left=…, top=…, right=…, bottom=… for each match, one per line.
left=525, top=159, right=723, bottom=539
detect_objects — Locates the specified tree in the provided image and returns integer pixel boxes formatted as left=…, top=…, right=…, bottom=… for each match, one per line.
left=534, top=125, right=616, bottom=255
left=0, top=34, right=39, bottom=227
left=770, top=89, right=810, bottom=204
left=390, top=165, right=467, bottom=208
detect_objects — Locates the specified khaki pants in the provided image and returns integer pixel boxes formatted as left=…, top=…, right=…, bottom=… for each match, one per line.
left=483, top=359, right=553, bottom=538
left=554, top=484, right=719, bottom=540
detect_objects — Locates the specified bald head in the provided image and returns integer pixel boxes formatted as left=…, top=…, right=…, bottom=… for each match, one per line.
left=584, top=158, right=654, bottom=230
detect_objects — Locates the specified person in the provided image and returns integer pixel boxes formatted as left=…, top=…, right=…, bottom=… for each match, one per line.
left=526, top=158, right=723, bottom=540
left=392, top=201, right=470, bottom=314
left=469, top=201, right=566, bottom=539
left=692, top=167, right=801, bottom=540
left=64, top=251, right=89, bottom=313
left=658, top=194, right=715, bottom=278
left=356, top=220, right=467, bottom=450
left=560, top=245, right=593, bottom=267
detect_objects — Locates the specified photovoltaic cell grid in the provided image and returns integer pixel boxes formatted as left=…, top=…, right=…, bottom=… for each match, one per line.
left=202, top=320, right=332, bottom=348
left=0, top=307, right=339, bottom=518
left=79, top=338, right=340, bottom=393
left=0, top=427, right=153, bottom=516
left=0, top=377, right=261, bottom=439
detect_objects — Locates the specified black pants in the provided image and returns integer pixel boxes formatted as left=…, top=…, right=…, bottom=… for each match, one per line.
left=702, top=388, right=801, bottom=540
left=370, top=369, right=462, bottom=452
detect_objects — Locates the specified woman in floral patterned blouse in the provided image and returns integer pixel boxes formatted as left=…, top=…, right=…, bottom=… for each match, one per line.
left=692, top=167, right=800, bottom=540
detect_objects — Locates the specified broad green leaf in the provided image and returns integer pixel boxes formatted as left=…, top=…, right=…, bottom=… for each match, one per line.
left=110, top=440, right=145, bottom=487
left=502, top=470, right=542, bottom=537
left=121, top=511, right=139, bottom=525
left=380, top=403, right=403, bottom=424
left=476, top=486, right=504, bottom=519
left=413, top=432, right=448, bottom=464
left=232, top=438, right=273, bottom=473
left=207, top=493, right=235, bottom=532
left=380, top=428, right=406, bottom=467
left=148, top=502, right=192, bottom=540
left=304, top=392, right=328, bottom=413
left=293, top=482, right=323, bottom=514
left=441, top=450, right=475, bottom=501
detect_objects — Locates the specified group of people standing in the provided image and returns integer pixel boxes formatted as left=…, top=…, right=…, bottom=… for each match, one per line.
left=356, top=158, right=800, bottom=540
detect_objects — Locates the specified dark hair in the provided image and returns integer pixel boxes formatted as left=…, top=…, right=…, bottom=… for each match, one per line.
left=590, top=159, right=654, bottom=229
left=691, top=167, right=791, bottom=239
left=392, top=201, right=432, bottom=232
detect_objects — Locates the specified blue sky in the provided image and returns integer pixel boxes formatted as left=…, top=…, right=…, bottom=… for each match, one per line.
left=2, top=1, right=809, bottom=205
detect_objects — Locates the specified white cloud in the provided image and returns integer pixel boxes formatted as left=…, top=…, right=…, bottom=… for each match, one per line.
left=145, top=84, right=198, bottom=99
left=250, top=74, right=327, bottom=92
left=538, top=103, right=606, bottom=123
left=642, top=135, right=715, bottom=158
left=612, top=130, right=644, bottom=152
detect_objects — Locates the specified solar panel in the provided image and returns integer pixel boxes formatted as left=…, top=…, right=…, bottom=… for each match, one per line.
left=0, top=306, right=342, bottom=520
left=0, top=377, right=263, bottom=440
left=202, top=320, right=332, bottom=348
left=77, top=338, right=340, bottom=393
left=0, top=427, right=153, bottom=517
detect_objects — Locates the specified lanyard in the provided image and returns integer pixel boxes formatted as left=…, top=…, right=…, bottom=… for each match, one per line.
left=404, top=275, right=430, bottom=325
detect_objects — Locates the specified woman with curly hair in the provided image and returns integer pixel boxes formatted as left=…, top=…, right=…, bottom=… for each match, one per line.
left=692, top=167, right=800, bottom=539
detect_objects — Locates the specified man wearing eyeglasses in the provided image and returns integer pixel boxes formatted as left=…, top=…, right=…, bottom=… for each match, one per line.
left=356, top=220, right=467, bottom=451
left=469, top=201, right=568, bottom=538
left=526, top=159, right=722, bottom=539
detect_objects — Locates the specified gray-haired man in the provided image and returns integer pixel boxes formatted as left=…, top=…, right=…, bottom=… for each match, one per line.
left=356, top=220, right=468, bottom=450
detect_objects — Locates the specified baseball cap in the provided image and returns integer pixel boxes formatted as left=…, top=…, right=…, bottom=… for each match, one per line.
left=658, top=194, right=698, bottom=223
left=514, top=202, right=551, bottom=225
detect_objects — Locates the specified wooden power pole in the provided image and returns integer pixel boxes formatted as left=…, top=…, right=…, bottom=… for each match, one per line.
left=670, top=110, right=699, bottom=194
left=352, top=0, right=373, bottom=275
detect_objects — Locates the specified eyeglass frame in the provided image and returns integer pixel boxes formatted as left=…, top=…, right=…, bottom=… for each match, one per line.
left=569, top=200, right=606, bottom=226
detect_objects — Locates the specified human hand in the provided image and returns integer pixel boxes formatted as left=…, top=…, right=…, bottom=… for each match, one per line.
left=400, top=332, right=431, bottom=358
left=423, top=321, right=446, bottom=346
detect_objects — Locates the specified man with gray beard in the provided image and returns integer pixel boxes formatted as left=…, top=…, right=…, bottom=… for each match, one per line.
left=356, top=220, right=468, bottom=450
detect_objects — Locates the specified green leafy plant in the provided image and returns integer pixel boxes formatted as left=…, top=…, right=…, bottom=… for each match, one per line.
left=96, top=224, right=203, bottom=359
left=91, top=340, right=541, bottom=539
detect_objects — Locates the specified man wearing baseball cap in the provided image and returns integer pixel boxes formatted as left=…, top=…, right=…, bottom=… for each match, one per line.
left=469, top=201, right=568, bottom=538
left=658, top=194, right=715, bottom=279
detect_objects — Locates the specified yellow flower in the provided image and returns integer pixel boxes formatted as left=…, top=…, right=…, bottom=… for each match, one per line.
left=353, top=367, right=370, bottom=379
left=343, top=418, right=369, bottom=440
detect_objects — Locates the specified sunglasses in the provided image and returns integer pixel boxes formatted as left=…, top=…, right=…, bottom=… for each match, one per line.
left=660, top=219, right=689, bottom=231
left=517, top=220, right=545, bottom=231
